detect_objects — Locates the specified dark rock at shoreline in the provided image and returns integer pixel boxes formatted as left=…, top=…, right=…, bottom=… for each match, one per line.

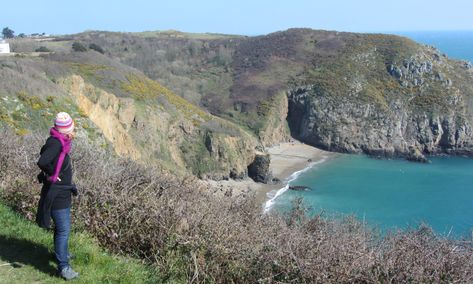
left=248, top=154, right=272, bottom=183
left=407, top=146, right=430, bottom=163
left=289, top=185, right=312, bottom=191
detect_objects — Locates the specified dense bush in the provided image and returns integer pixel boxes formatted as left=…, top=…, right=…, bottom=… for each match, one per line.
left=0, top=127, right=472, bottom=283
left=89, top=43, right=104, bottom=54
left=72, top=42, right=87, bottom=52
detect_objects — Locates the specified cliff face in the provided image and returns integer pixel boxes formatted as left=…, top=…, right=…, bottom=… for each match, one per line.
left=195, top=126, right=257, bottom=179
left=287, top=44, right=473, bottom=160
left=63, top=75, right=142, bottom=160
left=0, top=54, right=259, bottom=180
left=60, top=73, right=259, bottom=179
left=258, top=93, right=291, bottom=147
left=287, top=86, right=473, bottom=160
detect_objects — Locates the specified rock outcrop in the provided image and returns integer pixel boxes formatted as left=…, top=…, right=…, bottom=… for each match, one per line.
left=247, top=153, right=272, bottom=183
left=63, top=75, right=141, bottom=160
left=194, top=125, right=257, bottom=180
left=258, top=92, right=291, bottom=147
left=287, top=59, right=473, bottom=161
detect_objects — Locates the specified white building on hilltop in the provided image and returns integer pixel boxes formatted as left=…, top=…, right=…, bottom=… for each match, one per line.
left=0, top=40, right=11, bottom=54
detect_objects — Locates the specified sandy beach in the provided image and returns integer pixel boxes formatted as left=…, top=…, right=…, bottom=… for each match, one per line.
left=205, top=142, right=335, bottom=206
left=256, top=142, right=334, bottom=205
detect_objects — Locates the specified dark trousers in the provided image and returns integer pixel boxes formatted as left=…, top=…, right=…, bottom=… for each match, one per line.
left=51, top=207, right=71, bottom=271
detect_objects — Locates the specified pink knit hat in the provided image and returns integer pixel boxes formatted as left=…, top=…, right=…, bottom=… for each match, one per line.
left=54, top=112, right=75, bottom=134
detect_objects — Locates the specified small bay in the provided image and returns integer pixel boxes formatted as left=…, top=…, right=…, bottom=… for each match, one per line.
left=272, top=155, right=473, bottom=237
left=270, top=31, right=473, bottom=237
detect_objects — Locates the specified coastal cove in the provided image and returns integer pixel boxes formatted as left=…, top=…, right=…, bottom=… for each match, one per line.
left=267, top=153, right=473, bottom=237
left=3, top=0, right=473, bottom=280
left=262, top=30, right=473, bottom=238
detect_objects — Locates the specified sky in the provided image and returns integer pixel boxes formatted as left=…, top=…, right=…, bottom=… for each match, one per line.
left=2, top=0, right=473, bottom=36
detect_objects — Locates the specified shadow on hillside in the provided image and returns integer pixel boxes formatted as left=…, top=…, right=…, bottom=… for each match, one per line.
left=0, top=234, right=57, bottom=276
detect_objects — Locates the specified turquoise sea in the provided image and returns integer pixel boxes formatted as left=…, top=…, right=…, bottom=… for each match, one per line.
left=397, top=30, right=473, bottom=62
left=270, top=155, right=473, bottom=237
left=270, top=32, right=473, bottom=237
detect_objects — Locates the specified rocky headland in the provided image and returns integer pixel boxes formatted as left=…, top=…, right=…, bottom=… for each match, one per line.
left=1, top=28, right=473, bottom=187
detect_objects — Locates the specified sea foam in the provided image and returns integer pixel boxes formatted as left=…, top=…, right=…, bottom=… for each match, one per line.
left=263, top=156, right=328, bottom=213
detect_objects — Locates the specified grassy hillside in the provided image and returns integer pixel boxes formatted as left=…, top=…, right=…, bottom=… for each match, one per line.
left=0, top=202, right=158, bottom=283
left=0, top=51, right=258, bottom=179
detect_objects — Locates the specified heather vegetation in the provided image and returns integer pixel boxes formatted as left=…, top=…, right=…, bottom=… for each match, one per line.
left=1, top=128, right=472, bottom=283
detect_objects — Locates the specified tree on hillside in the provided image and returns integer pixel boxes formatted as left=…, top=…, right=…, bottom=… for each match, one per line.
left=72, top=42, right=87, bottom=52
left=2, top=27, right=14, bottom=39
left=89, top=43, right=104, bottom=54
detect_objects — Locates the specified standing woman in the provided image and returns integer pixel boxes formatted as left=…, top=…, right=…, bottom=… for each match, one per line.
left=36, top=112, right=79, bottom=280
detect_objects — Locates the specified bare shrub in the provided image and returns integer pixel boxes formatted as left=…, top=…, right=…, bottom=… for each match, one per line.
left=1, top=127, right=472, bottom=283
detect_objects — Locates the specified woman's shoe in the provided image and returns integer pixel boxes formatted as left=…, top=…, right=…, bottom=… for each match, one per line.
left=59, top=266, right=79, bottom=280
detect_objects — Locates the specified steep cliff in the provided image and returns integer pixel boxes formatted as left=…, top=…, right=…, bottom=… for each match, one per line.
left=287, top=40, right=473, bottom=160
left=257, top=92, right=291, bottom=146
left=0, top=53, right=259, bottom=179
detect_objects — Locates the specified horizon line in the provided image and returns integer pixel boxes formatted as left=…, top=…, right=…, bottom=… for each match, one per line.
left=4, top=26, right=473, bottom=38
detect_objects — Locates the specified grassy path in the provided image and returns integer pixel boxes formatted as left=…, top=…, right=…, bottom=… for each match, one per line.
left=0, top=203, right=159, bottom=283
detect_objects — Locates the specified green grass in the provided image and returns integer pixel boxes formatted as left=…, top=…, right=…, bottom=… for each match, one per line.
left=68, top=63, right=111, bottom=85
left=0, top=203, right=160, bottom=283
left=120, top=74, right=211, bottom=123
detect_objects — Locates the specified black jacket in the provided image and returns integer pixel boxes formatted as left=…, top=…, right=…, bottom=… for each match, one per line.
left=36, top=136, right=77, bottom=229
left=37, top=137, right=72, bottom=186
left=36, top=183, right=76, bottom=229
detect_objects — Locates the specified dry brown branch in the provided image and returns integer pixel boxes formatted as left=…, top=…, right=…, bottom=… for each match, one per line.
left=0, top=127, right=472, bottom=283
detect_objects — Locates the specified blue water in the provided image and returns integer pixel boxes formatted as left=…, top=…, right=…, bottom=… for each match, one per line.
left=272, top=32, right=473, bottom=237
left=272, top=155, right=473, bottom=237
left=396, top=30, right=473, bottom=62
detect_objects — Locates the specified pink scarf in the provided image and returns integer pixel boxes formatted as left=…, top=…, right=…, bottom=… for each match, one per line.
left=49, top=127, right=72, bottom=183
